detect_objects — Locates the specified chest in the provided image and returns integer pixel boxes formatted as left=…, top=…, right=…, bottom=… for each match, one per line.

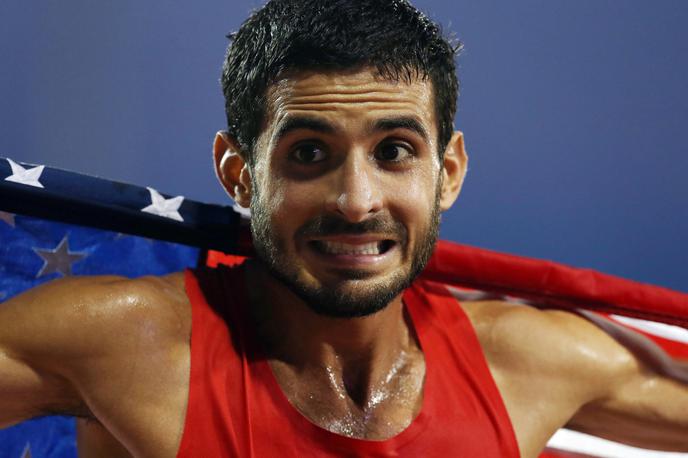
left=268, top=358, right=426, bottom=440
left=171, top=334, right=519, bottom=458
left=175, top=276, right=525, bottom=457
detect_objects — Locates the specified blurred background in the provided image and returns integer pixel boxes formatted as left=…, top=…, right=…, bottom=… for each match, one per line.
left=1, top=0, right=686, bottom=291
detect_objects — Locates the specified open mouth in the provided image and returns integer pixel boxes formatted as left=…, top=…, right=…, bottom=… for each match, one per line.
left=309, top=240, right=396, bottom=256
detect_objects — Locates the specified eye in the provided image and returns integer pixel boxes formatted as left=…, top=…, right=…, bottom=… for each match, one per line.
left=291, top=143, right=327, bottom=164
left=374, top=143, right=414, bottom=162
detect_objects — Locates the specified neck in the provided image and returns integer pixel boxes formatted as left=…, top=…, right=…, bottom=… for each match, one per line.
left=245, top=260, right=419, bottom=398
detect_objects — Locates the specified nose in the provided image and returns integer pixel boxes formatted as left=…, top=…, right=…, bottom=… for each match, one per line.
left=328, top=153, right=383, bottom=222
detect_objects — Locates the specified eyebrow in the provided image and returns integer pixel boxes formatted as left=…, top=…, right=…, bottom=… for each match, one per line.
left=272, top=116, right=336, bottom=144
left=369, top=117, right=430, bottom=143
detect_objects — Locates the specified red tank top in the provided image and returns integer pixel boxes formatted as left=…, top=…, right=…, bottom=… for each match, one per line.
left=177, top=264, right=520, bottom=457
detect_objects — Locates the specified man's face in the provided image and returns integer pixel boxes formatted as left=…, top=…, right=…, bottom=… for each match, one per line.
left=248, top=68, right=445, bottom=318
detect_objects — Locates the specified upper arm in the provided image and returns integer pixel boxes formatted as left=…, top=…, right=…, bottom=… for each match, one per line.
left=0, top=337, right=81, bottom=427
left=522, top=307, right=688, bottom=452
left=0, top=274, right=188, bottom=428
left=565, top=323, right=688, bottom=451
left=0, top=276, right=114, bottom=427
left=461, top=296, right=688, bottom=455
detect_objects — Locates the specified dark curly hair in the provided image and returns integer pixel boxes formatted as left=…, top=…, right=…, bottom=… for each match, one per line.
left=222, top=0, right=462, bottom=165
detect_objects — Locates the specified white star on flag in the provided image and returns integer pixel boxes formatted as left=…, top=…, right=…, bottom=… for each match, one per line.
left=141, top=187, right=184, bottom=222
left=4, top=158, right=45, bottom=188
left=20, top=443, right=32, bottom=458
left=33, top=235, right=88, bottom=278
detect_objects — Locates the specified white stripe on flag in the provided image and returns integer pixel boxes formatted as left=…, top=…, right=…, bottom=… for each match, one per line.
left=610, top=315, right=688, bottom=345
left=547, top=429, right=688, bottom=458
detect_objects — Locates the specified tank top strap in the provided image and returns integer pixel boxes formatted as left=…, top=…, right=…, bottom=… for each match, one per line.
left=403, top=279, right=521, bottom=458
left=178, top=264, right=256, bottom=458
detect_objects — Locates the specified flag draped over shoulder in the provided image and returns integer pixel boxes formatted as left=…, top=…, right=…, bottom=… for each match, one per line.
left=1, top=157, right=686, bottom=458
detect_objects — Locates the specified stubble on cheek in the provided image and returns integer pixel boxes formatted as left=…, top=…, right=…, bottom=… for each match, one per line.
left=250, top=185, right=283, bottom=261
left=250, top=171, right=314, bottom=277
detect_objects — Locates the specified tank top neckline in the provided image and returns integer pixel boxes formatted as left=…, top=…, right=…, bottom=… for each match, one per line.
left=226, top=264, right=436, bottom=452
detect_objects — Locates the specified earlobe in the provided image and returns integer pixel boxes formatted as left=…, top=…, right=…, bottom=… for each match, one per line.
left=213, top=131, right=252, bottom=208
left=439, top=131, right=468, bottom=211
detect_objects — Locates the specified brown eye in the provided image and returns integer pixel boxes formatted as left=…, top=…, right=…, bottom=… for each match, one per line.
left=375, top=143, right=413, bottom=162
left=291, top=144, right=327, bottom=163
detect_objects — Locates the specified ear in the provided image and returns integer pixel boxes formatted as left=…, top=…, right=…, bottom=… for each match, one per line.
left=439, top=131, right=468, bottom=211
left=213, top=131, right=252, bottom=208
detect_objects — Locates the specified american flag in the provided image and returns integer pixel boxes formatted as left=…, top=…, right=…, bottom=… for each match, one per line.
left=1, top=157, right=686, bottom=458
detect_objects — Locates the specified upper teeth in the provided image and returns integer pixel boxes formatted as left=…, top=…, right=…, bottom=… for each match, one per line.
left=319, top=241, right=382, bottom=255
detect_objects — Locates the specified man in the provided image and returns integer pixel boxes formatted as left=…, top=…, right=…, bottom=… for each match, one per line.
left=1, top=0, right=687, bottom=457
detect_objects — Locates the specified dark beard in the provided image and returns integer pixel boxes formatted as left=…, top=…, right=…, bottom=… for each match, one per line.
left=250, top=189, right=441, bottom=319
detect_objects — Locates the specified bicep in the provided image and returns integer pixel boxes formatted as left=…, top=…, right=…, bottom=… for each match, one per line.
left=544, top=309, right=688, bottom=451
left=0, top=276, right=124, bottom=426
left=562, top=312, right=688, bottom=451
left=463, top=300, right=688, bottom=453
left=568, top=366, right=688, bottom=452
left=0, top=345, right=84, bottom=428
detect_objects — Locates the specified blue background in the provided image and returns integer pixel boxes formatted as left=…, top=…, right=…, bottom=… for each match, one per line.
left=1, top=0, right=686, bottom=292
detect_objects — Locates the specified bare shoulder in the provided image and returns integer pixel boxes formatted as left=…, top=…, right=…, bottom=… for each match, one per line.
left=456, top=294, right=639, bottom=399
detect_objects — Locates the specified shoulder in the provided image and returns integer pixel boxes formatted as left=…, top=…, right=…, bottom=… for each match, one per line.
left=30, top=272, right=187, bottom=328
left=1, top=272, right=191, bottom=374
left=455, top=294, right=639, bottom=400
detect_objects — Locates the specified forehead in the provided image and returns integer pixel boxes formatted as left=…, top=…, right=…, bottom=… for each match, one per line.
left=262, top=68, right=437, bottom=138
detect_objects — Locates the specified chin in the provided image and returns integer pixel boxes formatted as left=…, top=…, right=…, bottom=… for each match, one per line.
left=277, top=268, right=413, bottom=319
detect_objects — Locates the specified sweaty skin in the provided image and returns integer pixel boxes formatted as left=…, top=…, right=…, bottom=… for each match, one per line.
left=1, top=70, right=687, bottom=458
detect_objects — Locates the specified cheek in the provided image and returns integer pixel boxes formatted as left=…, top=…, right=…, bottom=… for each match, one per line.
left=258, top=177, right=320, bottom=230
left=385, top=169, right=439, bottom=223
